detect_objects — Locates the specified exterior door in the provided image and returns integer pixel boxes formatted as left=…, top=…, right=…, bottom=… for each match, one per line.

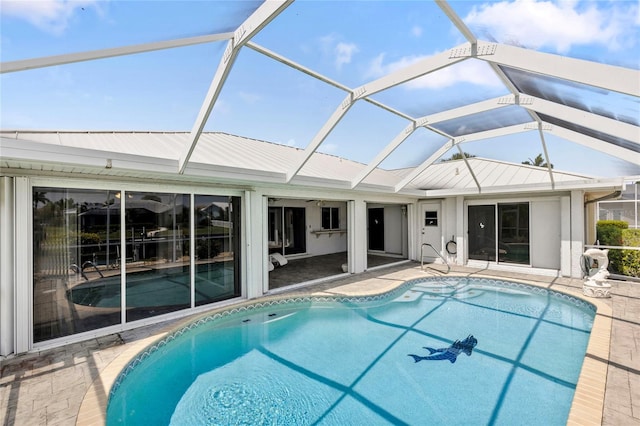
left=421, top=203, right=442, bottom=261
left=368, top=208, right=385, bottom=251
left=468, top=205, right=496, bottom=261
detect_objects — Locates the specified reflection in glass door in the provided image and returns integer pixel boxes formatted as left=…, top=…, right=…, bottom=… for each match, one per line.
left=468, top=205, right=496, bottom=261
left=268, top=207, right=306, bottom=255
left=498, top=203, right=530, bottom=264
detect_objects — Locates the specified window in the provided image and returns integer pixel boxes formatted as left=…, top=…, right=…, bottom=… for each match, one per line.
left=322, top=207, right=339, bottom=230
left=424, top=211, right=438, bottom=226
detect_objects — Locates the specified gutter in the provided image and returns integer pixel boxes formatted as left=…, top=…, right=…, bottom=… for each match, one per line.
left=584, top=190, right=621, bottom=205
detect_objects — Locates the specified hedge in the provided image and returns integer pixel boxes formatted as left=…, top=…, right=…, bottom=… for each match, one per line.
left=620, top=229, right=640, bottom=277
left=596, top=220, right=639, bottom=277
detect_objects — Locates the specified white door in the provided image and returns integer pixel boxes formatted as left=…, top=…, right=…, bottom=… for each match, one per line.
left=421, top=203, right=442, bottom=262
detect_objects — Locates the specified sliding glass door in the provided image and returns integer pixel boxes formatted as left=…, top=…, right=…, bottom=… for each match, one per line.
left=33, top=186, right=241, bottom=343
left=468, top=203, right=530, bottom=264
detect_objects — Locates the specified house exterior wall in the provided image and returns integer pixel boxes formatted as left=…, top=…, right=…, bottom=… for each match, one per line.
left=0, top=169, right=604, bottom=356
left=417, top=194, right=581, bottom=278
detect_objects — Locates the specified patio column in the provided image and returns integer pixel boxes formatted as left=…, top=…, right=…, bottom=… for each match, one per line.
left=348, top=200, right=367, bottom=273
left=570, top=190, right=585, bottom=278
left=14, top=177, right=31, bottom=353
left=0, top=177, right=15, bottom=356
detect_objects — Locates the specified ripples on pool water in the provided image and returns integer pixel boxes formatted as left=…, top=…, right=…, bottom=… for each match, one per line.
left=107, top=277, right=595, bottom=425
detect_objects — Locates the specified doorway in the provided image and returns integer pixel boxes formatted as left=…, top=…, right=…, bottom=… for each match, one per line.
left=368, top=208, right=384, bottom=251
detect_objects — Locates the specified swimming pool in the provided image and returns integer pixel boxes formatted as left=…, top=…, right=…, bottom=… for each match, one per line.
left=106, top=277, right=595, bottom=425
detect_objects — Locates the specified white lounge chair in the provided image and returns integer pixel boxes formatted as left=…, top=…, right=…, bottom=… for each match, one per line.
left=269, top=252, right=288, bottom=267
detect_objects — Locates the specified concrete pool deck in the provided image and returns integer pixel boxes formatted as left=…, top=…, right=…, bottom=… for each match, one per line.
left=1, top=263, right=638, bottom=425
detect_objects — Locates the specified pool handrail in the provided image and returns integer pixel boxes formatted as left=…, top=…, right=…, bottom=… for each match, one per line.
left=421, top=242, right=450, bottom=274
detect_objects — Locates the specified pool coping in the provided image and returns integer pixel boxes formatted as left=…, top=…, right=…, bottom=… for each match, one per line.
left=76, top=272, right=612, bottom=425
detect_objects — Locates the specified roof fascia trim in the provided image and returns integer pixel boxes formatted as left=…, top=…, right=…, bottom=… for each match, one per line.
left=0, top=137, right=178, bottom=171
left=422, top=177, right=624, bottom=197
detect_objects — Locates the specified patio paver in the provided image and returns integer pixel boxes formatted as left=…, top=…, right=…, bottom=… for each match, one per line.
left=1, top=263, right=638, bottom=425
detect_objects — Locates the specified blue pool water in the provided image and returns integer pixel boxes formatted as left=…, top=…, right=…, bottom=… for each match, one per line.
left=107, top=277, right=595, bottom=425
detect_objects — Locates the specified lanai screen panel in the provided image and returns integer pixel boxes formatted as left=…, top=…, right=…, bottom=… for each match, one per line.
left=500, top=66, right=640, bottom=126
left=203, top=47, right=346, bottom=149
left=0, top=1, right=258, bottom=61
left=369, top=59, right=510, bottom=118
left=251, top=1, right=455, bottom=88
left=430, top=105, right=532, bottom=137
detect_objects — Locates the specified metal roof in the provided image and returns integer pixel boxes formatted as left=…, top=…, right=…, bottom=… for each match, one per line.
left=1, top=130, right=618, bottom=196
left=1, top=0, right=638, bottom=195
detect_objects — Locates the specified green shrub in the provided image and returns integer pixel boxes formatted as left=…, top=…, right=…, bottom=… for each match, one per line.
left=620, top=229, right=640, bottom=278
left=597, top=220, right=628, bottom=274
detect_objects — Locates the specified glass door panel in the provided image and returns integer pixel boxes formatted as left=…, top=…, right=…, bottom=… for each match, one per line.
left=32, top=187, right=122, bottom=342
left=125, top=192, right=190, bottom=322
left=284, top=207, right=306, bottom=255
left=498, top=203, right=530, bottom=264
left=195, top=195, right=241, bottom=306
left=468, top=205, right=496, bottom=261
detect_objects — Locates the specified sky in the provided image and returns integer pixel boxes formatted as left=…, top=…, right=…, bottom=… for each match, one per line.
left=1, top=0, right=639, bottom=177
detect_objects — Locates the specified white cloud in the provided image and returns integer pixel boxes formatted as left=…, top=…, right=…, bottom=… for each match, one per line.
left=285, top=138, right=297, bottom=147
left=335, top=42, right=358, bottom=70
left=1, top=0, right=101, bottom=35
left=318, top=33, right=359, bottom=70
left=411, top=25, right=423, bottom=38
left=464, top=0, right=639, bottom=53
left=319, top=143, right=338, bottom=154
left=238, top=91, right=261, bottom=104
left=366, top=52, right=503, bottom=90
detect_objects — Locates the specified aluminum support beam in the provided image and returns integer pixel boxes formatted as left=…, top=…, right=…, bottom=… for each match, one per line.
left=421, top=95, right=515, bottom=125
left=477, top=41, right=639, bottom=96
left=286, top=93, right=354, bottom=182
left=357, top=43, right=471, bottom=97
left=455, top=122, right=536, bottom=144
left=178, top=0, right=293, bottom=174
left=537, top=124, right=555, bottom=189
left=351, top=123, right=415, bottom=189
left=456, top=144, right=482, bottom=193
left=526, top=96, right=640, bottom=145
left=394, top=140, right=455, bottom=193
left=436, top=0, right=477, bottom=44
left=0, top=33, right=232, bottom=73
left=546, top=126, right=640, bottom=164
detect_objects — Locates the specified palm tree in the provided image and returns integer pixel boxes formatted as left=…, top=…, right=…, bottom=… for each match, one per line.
left=522, top=153, right=553, bottom=169
left=33, top=191, right=50, bottom=209
left=440, top=152, right=476, bottom=162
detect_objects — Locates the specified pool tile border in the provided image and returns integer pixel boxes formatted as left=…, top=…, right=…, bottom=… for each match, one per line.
left=77, top=273, right=611, bottom=425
